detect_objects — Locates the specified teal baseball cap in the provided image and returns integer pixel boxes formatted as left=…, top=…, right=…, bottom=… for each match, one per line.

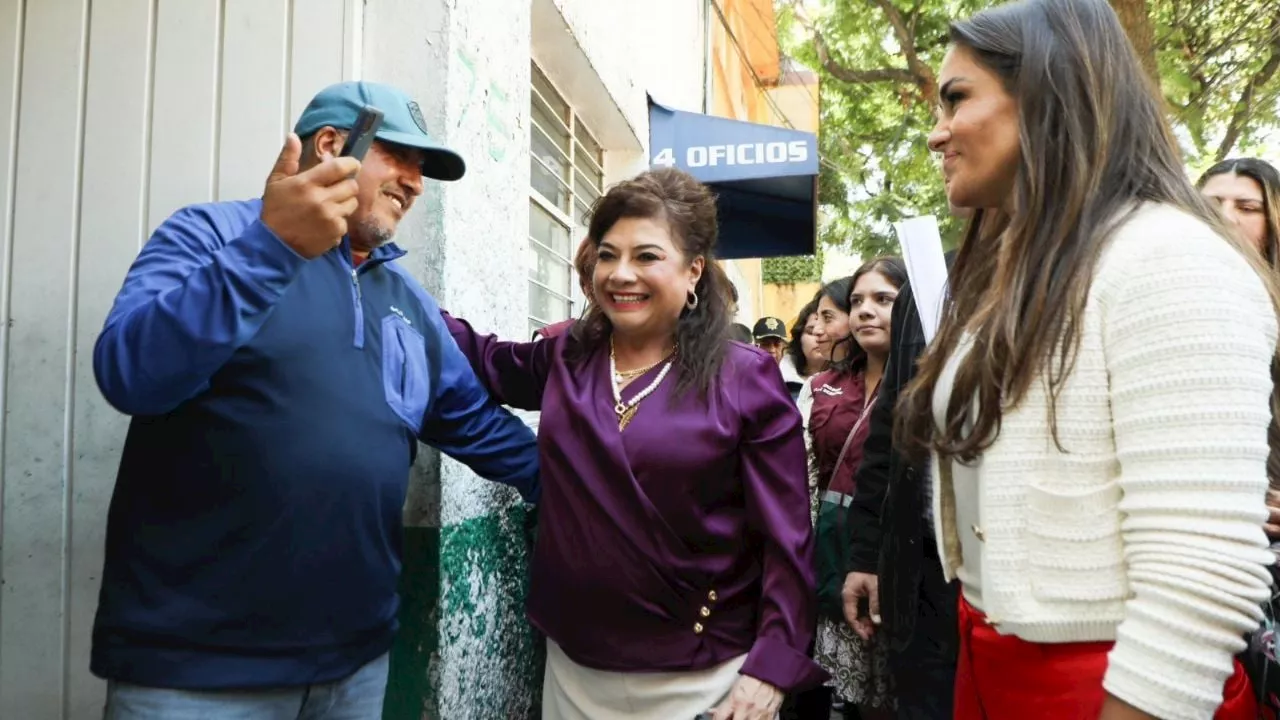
left=294, top=81, right=466, bottom=182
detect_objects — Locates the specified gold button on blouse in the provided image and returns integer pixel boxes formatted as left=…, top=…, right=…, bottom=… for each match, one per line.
left=693, top=622, right=704, bottom=634
left=700, top=606, right=711, bottom=617
left=708, top=590, right=718, bottom=602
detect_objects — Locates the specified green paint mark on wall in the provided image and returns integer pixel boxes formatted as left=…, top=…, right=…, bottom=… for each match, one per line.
left=385, top=504, right=545, bottom=720
left=385, top=526, right=440, bottom=720
left=436, top=502, right=543, bottom=718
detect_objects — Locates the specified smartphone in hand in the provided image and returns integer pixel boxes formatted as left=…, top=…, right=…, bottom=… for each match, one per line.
left=339, top=106, right=384, bottom=162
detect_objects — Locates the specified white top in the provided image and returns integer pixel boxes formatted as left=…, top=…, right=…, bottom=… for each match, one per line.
left=794, top=370, right=815, bottom=424
left=929, top=203, right=1277, bottom=720
left=797, top=376, right=819, bottom=526
left=779, top=354, right=807, bottom=391
left=932, top=337, right=984, bottom=610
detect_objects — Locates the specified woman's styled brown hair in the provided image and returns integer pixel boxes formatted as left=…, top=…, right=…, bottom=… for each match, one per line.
left=572, top=236, right=597, bottom=302
left=896, top=0, right=1280, bottom=465
left=1198, top=158, right=1280, bottom=267
left=567, top=167, right=733, bottom=397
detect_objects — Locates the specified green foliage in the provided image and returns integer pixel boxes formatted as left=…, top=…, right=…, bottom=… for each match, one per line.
left=780, top=0, right=1280, bottom=259
left=763, top=246, right=825, bottom=284
left=1152, top=1, right=1280, bottom=164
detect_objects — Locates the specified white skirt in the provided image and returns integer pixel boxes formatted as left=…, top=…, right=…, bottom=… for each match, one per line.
left=542, top=639, right=747, bottom=720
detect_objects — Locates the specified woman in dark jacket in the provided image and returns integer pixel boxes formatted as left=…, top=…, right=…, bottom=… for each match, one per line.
left=842, top=252, right=957, bottom=720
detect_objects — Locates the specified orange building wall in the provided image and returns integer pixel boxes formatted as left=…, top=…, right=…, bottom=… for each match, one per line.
left=768, top=81, right=819, bottom=134
left=710, top=0, right=780, bottom=121
left=764, top=281, right=822, bottom=327
left=708, top=0, right=820, bottom=327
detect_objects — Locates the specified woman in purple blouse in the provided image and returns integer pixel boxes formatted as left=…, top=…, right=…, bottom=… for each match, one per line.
left=444, top=168, right=826, bottom=719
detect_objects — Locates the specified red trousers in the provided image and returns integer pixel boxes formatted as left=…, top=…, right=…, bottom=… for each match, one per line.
left=955, top=597, right=1256, bottom=719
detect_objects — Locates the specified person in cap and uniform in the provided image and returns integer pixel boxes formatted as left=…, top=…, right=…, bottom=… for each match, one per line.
left=752, top=316, right=788, bottom=364
left=90, top=81, right=540, bottom=719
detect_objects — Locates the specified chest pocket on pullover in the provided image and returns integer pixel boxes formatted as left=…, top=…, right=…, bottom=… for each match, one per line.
left=381, top=314, right=430, bottom=432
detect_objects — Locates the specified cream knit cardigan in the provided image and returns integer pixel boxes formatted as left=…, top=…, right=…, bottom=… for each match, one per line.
left=931, top=203, right=1277, bottom=720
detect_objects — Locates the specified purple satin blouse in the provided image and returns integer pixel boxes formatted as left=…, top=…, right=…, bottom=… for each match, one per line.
left=443, top=315, right=827, bottom=692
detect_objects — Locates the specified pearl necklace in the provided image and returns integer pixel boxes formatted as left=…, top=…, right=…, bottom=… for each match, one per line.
left=609, top=339, right=676, bottom=431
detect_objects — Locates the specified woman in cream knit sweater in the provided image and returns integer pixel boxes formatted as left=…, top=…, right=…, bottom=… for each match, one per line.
left=901, top=0, right=1280, bottom=718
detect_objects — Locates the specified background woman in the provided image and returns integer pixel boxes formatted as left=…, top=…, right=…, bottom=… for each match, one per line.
left=795, top=301, right=827, bottom=376
left=1198, top=158, right=1280, bottom=541
left=797, top=277, right=854, bottom=521
left=897, top=0, right=1280, bottom=717
left=1198, top=158, right=1280, bottom=267
left=1199, top=158, right=1280, bottom=716
left=781, top=300, right=824, bottom=405
left=444, top=167, right=826, bottom=720
left=810, top=259, right=905, bottom=720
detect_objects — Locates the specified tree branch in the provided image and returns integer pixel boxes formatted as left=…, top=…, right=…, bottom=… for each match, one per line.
left=1192, top=7, right=1270, bottom=71
left=913, top=32, right=951, bottom=55
left=814, top=52, right=916, bottom=84
left=866, top=0, right=937, bottom=101
left=1215, top=15, right=1280, bottom=160
left=784, top=0, right=917, bottom=86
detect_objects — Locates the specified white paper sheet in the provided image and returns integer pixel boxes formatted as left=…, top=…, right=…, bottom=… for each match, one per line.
left=893, top=216, right=949, bottom=344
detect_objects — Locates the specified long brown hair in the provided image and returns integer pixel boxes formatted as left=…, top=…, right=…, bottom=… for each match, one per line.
left=896, top=0, right=1280, bottom=467
left=566, top=167, right=733, bottom=397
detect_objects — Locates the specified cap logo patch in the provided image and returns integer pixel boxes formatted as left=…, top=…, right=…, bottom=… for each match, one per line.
left=407, top=101, right=430, bottom=135
left=765, top=318, right=780, bottom=330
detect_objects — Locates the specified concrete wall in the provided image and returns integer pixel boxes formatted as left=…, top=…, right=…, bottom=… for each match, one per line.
left=709, top=0, right=785, bottom=127
left=541, top=0, right=705, bottom=177
left=763, top=282, right=823, bottom=326
left=359, top=1, right=541, bottom=717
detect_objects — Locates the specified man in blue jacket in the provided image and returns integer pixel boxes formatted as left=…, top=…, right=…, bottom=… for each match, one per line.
left=91, top=81, right=540, bottom=719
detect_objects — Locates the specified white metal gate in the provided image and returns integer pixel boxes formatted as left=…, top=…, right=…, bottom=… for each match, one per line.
left=0, top=1, right=358, bottom=716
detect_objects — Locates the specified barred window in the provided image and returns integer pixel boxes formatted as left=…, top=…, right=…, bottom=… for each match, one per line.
left=528, top=62, right=604, bottom=337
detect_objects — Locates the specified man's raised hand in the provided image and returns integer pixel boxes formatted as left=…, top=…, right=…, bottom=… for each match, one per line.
left=260, top=133, right=362, bottom=259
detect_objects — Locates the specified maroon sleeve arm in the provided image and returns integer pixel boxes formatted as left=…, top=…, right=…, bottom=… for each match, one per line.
left=440, top=310, right=555, bottom=412
left=736, top=351, right=829, bottom=692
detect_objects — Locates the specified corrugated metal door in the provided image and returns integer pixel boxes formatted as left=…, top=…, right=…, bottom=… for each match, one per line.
left=0, top=1, right=359, bottom=716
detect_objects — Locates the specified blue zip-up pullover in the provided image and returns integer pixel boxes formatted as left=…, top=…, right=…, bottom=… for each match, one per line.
left=90, top=198, right=539, bottom=689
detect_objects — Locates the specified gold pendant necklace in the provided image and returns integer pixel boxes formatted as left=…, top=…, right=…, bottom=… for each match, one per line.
left=613, top=361, right=659, bottom=383
left=616, top=403, right=640, bottom=431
